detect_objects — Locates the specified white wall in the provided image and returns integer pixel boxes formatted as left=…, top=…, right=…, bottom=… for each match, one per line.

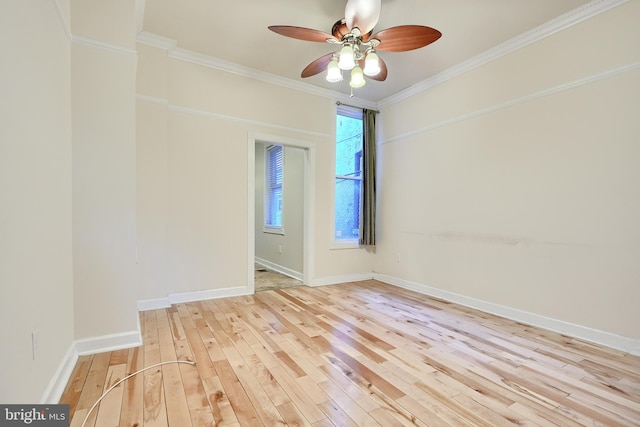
left=5, top=0, right=636, bottom=403
left=70, top=0, right=139, bottom=340
left=255, top=143, right=305, bottom=277
left=376, top=1, right=640, bottom=347
left=0, top=0, right=74, bottom=402
left=136, top=46, right=376, bottom=302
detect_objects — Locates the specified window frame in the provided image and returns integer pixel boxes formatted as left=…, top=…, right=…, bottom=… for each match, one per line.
left=332, top=105, right=363, bottom=248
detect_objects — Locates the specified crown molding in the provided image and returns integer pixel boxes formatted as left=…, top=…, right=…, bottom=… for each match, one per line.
left=52, top=0, right=72, bottom=41
left=135, top=31, right=377, bottom=110
left=136, top=94, right=169, bottom=106
left=136, top=30, right=177, bottom=50
left=53, top=0, right=138, bottom=57
left=169, top=47, right=377, bottom=108
left=378, top=0, right=629, bottom=108
left=56, top=0, right=626, bottom=108
left=135, top=0, right=625, bottom=110
left=72, top=35, right=137, bottom=57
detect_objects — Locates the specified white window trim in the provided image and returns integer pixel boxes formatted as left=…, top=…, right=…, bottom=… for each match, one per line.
left=330, top=239, right=361, bottom=250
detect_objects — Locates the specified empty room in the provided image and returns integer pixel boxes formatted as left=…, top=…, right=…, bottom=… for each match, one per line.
left=1, top=0, right=639, bottom=425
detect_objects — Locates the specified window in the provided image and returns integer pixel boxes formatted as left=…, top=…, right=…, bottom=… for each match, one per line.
left=335, top=106, right=363, bottom=242
left=265, top=144, right=283, bottom=232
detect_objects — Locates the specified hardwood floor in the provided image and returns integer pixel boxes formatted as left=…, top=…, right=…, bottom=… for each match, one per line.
left=60, top=280, right=640, bottom=426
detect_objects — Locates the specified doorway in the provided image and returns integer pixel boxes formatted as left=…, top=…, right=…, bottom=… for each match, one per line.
left=254, top=265, right=302, bottom=292
left=247, top=132, right=316, bottom=294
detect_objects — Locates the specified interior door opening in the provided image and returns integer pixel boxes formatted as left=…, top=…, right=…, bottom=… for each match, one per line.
left=248, top=133, right=315, bottom=294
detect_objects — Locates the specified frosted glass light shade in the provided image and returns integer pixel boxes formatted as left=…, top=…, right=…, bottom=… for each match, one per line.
left=345, top=0, right=381, bottom=34
left=338, top=45, right=356, bottom=70
left=363, top=51, right=380, bottom=76
left=349, top=65, right=366, bottom=88
left=326, top=59, right=343, bottom=82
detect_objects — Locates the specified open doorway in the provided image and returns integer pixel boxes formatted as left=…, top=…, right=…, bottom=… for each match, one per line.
left=254, top=264, right=302, bottom=292
left=247, top=133, right=315, bottom=293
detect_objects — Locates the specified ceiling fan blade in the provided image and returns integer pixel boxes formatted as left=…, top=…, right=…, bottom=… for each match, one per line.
left=268, top=26, right=337, bottom=43
left=331, top=19, right=350, bottom=40
left=301, top=53, right=334, bottom=78
left=345, top=0, right=381, bottom=34
left=357, top=56, right=388, bottom=81
left=372, top=25, right=442, bottom=52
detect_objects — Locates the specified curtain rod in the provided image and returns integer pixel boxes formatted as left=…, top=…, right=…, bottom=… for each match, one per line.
left=336, top=101, right=379, bottom=114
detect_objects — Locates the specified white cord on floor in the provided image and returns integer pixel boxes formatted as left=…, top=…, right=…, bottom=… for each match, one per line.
left=80, top=360, right=197, bottom=427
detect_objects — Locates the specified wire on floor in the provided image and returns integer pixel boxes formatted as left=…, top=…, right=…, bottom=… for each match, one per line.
left=80, top=359, right=197, bottom=427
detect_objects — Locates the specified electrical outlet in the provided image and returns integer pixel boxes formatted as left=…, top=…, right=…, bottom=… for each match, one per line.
left=32, top=329, right=40, bottom=360
left=278, top=245, right=283, bottom=253
left=395, top=252, right=401, bottom=262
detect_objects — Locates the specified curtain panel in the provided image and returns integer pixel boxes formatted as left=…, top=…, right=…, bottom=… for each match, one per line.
left=360, top=108, right=377, bottom=246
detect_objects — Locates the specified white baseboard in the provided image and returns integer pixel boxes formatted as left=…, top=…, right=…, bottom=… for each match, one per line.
left=75, top=329, right=142, bottom=356
left=374, top=273, right=640, bottom=356
left=168, top=286, right=253, bottom=304
left=309, top=272, right=375, bottom=287
left=255, top=257, right=303, bottom=281
left=40, top=343, right=78, bottom=404
left=43, top=284, right=254, bottom=403
left=137, top=297, right=171, bottom=311
left=43, top=272, right=638, bottom=404
left=41, top=323, right=143, bottom=402
left=138, top=285, right=253, bottom=311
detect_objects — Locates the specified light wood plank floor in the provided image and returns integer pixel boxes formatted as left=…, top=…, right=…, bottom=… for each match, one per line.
left=60, top=280, right=640, bottom=426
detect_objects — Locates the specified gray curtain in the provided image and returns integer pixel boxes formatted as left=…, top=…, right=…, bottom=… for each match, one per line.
left=360, top=108, right=377, bottom=246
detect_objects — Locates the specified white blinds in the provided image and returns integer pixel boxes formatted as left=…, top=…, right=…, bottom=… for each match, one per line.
left=265, top=145, right=283, bottom=228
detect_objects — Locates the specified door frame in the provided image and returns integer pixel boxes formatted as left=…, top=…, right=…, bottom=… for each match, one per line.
left=247, top=132, right=316, bottom=293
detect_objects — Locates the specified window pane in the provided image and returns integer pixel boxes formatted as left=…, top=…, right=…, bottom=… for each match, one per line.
left=335, top=177, right=361, bottom=240
left=335, top=106, right=363, bottom=241
left=336, top=115, right=363, bottom=177
left=268, top=188, right=282, bottom=226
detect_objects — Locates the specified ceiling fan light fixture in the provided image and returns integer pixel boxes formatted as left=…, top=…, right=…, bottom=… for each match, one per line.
left=338, top=45, right=356, bottom=70
left=269, top=2, right=441, bottom=93
left=326, top=58, right=343, bottom=82
left=349, top=65, right=366, bottom=88
left=363, top=50, right=380, bottom=76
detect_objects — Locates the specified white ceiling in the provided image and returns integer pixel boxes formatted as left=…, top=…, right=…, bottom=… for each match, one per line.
left=140, top=0, right=593, bottom=103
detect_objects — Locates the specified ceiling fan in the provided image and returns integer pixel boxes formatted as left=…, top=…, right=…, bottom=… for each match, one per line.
left=268, top=0, right=442, bottom=89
